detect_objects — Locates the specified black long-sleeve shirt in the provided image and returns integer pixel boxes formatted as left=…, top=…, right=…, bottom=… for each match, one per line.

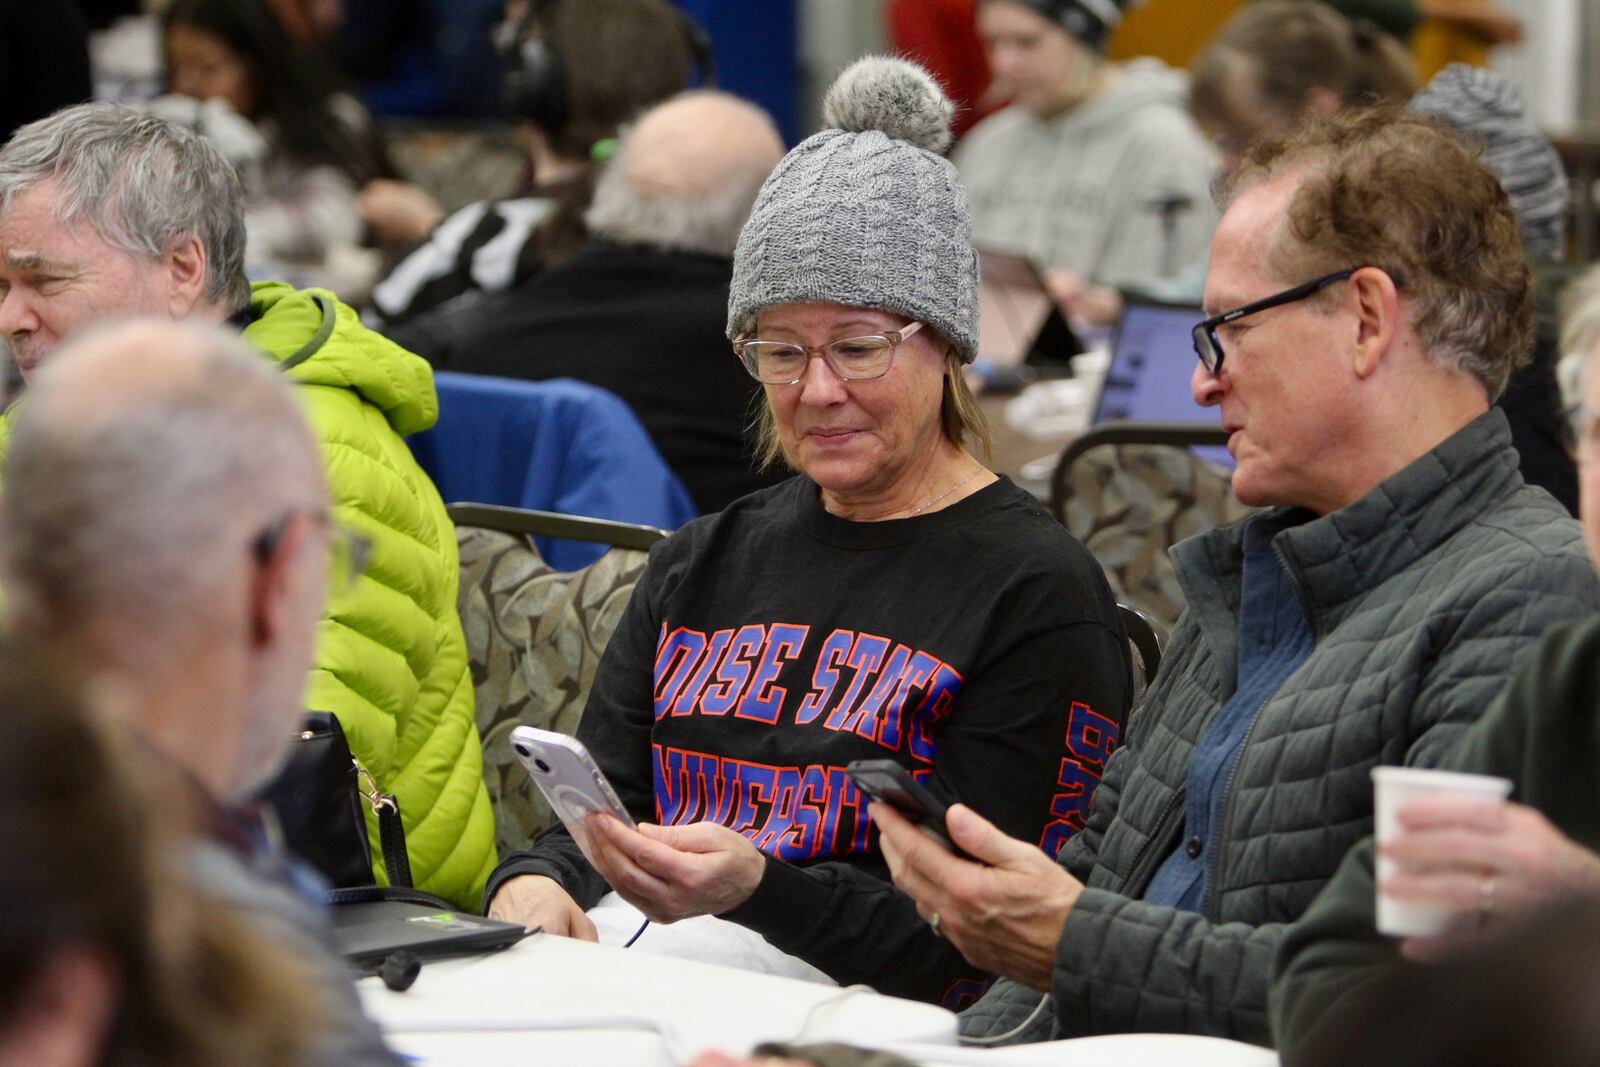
left=487, top=475, right=1130, bottom=1006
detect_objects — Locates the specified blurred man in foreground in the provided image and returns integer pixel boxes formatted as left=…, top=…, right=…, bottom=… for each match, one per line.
left=0, top=319, right=404, bottom=1066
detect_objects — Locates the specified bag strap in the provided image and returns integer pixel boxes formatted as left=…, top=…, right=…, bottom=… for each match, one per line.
left=326, top=884, right=457, bottom=910
left=357, top=762, right=412, bottom=888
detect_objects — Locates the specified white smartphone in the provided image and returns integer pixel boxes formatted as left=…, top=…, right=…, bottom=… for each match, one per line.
left=508, top=726, right=636, bottom=852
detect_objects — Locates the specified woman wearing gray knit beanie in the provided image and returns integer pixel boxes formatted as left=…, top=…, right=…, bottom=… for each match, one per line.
left=485, top=56, right=1129, bottom=999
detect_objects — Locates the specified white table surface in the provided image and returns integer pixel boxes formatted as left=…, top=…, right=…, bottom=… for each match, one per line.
left=359, top=932, right=957, bottom=1066
left=880, top=1034, right=1279, bottom=1067
left=359, top=935, right=1278, bottom=1067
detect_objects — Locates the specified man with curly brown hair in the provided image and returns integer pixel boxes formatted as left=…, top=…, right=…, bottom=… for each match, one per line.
left=871, top=109, right=1600, bottom=1047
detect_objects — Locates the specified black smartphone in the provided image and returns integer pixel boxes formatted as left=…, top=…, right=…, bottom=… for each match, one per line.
left=845, top=759, right=974, bottom=860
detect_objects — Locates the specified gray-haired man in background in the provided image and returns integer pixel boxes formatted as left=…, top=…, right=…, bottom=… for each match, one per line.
left=390, top=90, right=788, bottom=512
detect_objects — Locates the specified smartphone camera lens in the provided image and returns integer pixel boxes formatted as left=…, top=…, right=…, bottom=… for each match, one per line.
left=534, top=758, right=551, bottom=774
left=513, top=743, right=531, bottom=758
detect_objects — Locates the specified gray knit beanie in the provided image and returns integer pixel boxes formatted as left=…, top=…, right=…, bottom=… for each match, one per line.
left=1001, top=0, right=1134, bottom=51
left=726, top=56, right=979, bottom=363
left=1410, top=64, right=1568, bottom=261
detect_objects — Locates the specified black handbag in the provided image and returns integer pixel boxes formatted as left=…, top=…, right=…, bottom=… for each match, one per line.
left=262, top=711, right=413, bottom=890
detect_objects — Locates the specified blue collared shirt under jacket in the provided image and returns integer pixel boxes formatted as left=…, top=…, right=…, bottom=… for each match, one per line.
left=1142, top=513, right=1315, bottom=913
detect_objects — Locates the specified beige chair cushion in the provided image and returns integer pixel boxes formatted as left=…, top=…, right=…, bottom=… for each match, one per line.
left=1061, top=444, right=1255, bottom=638
left=456, top=526, right=650, bottom=854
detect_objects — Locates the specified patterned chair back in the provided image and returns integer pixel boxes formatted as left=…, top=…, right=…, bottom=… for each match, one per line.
left=1053, top=425, right=1256, bottom=640
left=456, top=525, right=652, bottom=854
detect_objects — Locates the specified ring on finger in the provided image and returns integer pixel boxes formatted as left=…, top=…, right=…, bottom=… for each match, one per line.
left=929, top=912, right=943, bottom=938
left=1478, top=873, right=1497, bottom=930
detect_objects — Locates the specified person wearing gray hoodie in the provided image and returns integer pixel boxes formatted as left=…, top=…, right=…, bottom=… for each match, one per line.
left=953, top=0, right=1218, bottom=292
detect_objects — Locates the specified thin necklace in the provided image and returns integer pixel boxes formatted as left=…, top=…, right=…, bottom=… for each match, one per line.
left=907, top=470, right=981, bottom=516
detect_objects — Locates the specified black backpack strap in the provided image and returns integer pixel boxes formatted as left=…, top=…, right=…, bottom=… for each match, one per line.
left=326, top=884, right=459, bottom=910
left=356, top=763, right=412, bottom=889
left=378, top=802, right=412, bottom=888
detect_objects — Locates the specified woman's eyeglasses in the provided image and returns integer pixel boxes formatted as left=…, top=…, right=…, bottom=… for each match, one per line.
left=733, top=322, right=925, bottom=384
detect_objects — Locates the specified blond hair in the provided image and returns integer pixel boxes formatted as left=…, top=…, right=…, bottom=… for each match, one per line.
left=1557, top=264, right=1600, bottom=408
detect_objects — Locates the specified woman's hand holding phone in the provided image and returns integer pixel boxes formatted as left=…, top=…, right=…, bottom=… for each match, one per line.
left=486, top=874, right=597, bottom=940
left=584, top=816, right=768, bottom=924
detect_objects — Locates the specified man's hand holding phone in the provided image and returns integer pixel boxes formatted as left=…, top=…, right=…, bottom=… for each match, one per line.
left=871, top=801, right=1085, bottom=993
left=845, top=759, right=975, bottom=860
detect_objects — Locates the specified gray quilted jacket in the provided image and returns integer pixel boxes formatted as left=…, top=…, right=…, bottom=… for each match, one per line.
left=960, top=409, right=1600, bottom=1046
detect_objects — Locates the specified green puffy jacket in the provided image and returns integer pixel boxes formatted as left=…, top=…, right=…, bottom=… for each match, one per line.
left=245, top=282, right=496, bottom=907
left=0, top=285, right=498, bottom=906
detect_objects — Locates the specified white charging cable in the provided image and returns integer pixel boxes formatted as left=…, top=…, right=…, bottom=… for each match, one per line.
left=788, top=984, right=880, bottom=1042
left=958, top=992, right=1053, bottom=1046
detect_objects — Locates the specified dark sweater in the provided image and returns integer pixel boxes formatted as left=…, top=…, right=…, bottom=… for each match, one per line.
left=1271, top=616, right=1600, bottom=1059
left=0, top=0, right=91, bottom=142
left=487, top=475, right=1131, bottom=1005
left=1501, top=259, right=1584, bottom=518
left=390, top=238, right=784, bottom=513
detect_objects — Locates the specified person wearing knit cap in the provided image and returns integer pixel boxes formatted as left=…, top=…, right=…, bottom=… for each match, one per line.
left=953, top=0, right=1219, bottom=293
left=1410, top=63, right=1566, bottom=264
left=997, top=0, right=1128, bottom=52
left=483, top=56, right=1130, bottom=1000
left=1410, top=62, right=1579, bottom=517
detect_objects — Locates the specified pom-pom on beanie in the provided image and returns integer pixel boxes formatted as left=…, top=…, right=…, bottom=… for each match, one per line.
left=726, top=56, right=980, bottom=363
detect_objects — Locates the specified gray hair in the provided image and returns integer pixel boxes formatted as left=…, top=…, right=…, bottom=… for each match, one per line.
left=0, top=104, right=250, bottom=312
left=1, top=320, right=324, bottom=680
left=585, top=92, right=783, bottom=259
left=1558, top=264, right=1600, bottom=408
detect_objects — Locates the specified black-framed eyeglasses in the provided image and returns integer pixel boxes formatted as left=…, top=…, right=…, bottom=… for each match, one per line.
left=1192, top=268, right=1361, bottom=375
left=732, top=322, right=925, bottom=385
left=253, top=511, right=372, bottom=597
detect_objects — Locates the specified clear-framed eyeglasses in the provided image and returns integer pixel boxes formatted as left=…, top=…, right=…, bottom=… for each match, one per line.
left=732, top=321, right=925, bottom=384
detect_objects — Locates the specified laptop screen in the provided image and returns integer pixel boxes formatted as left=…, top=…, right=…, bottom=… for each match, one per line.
left=1093, top=301, right=1232, bottom=467
left=974, top=249, right=1084, bottom=368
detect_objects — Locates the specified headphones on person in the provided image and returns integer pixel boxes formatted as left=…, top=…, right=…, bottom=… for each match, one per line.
left=500, top=0, right=717, bottom=136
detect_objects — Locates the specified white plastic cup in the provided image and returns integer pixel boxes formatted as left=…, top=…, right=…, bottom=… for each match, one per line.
left=1371, top=765, right=1513, bottom=937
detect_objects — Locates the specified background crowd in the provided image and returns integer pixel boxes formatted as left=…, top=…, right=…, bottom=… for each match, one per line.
left=2, top=2, right=1599, bottom=1067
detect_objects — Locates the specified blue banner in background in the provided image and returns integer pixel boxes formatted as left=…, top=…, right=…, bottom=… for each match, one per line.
left=674, top=0, right=801, bottom=146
